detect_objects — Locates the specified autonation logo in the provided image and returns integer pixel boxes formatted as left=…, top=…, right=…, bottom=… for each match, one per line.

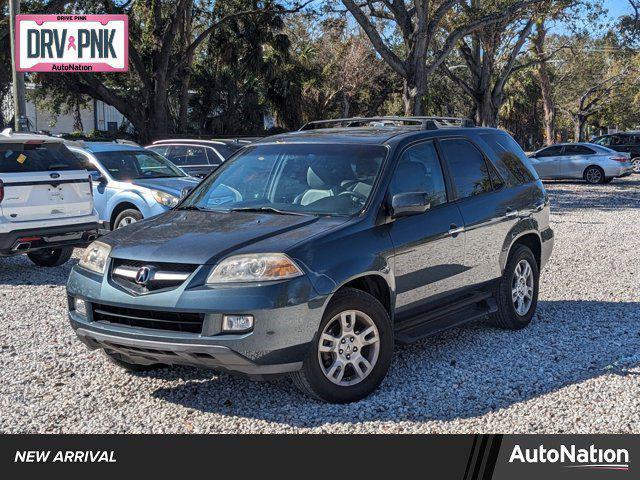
left=509, top=444, right=630, bottom=471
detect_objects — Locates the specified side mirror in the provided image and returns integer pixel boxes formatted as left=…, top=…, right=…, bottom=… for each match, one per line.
left=391, top=192, right=431, bottom=218
left=181, top=186, right=194, bottom=199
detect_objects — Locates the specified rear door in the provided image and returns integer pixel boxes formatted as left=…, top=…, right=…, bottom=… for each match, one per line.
left=0, top=141, right=93, bottom=223
left=531, top=145, right=564, bottom=178
left=438, top=137, right=511, bottom=289
left=560, top=144, right=597, bottom=178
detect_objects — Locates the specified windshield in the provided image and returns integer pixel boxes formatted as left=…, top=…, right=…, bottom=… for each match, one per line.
left=181, top=143, right=387, bottom=216
left=94, top=150, right=185, bottom=180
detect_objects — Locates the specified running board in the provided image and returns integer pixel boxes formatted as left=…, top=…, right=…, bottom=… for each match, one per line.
left=395, top=293, right=497, bottom=344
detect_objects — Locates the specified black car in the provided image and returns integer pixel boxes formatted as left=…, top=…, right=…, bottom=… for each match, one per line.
left=591, top=132, right=640, bottom=173
left=68, top=117, right=553, bottom=403
left=145, top=139, right=251, bottom=178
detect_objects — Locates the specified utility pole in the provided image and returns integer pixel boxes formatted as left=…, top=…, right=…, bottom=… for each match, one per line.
left=9, top=0, right=27, bottom=132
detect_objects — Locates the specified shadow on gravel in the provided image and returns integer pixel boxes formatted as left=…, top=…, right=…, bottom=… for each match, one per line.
left=0, top=255, right=78, bottom=286
left=544, top=178, right=640, bottom=214
left=151, top=300, right=640, bottom=427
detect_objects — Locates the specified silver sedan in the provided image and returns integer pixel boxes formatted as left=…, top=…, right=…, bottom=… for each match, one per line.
left=528, top=143, right=633, bottom=184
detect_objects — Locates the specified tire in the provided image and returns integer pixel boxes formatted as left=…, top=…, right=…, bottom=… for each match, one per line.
left=632, top=158, right=640, bottom=174
left=103, top=350, right=166, bottom=372
left=27, top=246, right=74, bottom=267
left=583, top=165, right=605, bottom=184
left=113, top=208, right=143, bottom=229
left=489, top=245, right=540, bottom=330
left=291, top=288, right=393, bottom=403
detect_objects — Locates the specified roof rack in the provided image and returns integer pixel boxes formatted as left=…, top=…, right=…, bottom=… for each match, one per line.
left=299, top=116, right=475, bottom=131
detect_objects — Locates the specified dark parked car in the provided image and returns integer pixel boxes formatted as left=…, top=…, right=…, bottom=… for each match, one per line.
left=67, top=117, right=553, bottom=403
left=145, top=139, right=252, bottom=178
left=591, top=132, right=640, bottom=173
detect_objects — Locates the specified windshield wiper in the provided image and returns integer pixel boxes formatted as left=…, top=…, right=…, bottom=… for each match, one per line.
left=229, top=206, right=309, bottom=216
left=177, top=205, right=206, bottom=211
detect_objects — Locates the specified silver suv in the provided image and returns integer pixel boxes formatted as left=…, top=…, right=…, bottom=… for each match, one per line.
left=0, top=130, right=98, bottom=267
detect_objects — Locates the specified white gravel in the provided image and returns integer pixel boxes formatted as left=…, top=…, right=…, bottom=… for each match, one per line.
left=1, top=176, right=639, bottom=433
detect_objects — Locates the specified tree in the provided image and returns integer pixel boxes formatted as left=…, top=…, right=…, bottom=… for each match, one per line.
left=33, top=0, right=308, bottom=142
left=341, top=0, right=547, bottom=115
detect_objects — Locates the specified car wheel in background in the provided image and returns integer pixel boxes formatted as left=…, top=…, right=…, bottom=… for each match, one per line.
left=583, top=166, right=605, bottom=184
left=292, top=288, right=393, bottom=403
left=103, top=351, right=166, bottom=372
left=489, top=245, right=540, bottom=330
left=113, top=209, right=143, bottom=229
left=27, top=247, right=74, bottom=267
left=632, top=158, right=640, bottom=174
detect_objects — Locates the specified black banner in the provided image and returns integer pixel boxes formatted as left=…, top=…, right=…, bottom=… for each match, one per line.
left=0, top=435, right=636, bottom=478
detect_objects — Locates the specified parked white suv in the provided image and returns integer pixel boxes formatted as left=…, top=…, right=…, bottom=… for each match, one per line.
left=0, top=130, right=98, bottom=267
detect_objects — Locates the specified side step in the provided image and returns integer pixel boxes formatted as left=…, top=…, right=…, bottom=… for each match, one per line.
left=394, top=294, right=497, bottom=345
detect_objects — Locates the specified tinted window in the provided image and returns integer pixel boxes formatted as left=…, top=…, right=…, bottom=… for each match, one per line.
left=212, top=144, right=242, bottom=159
left=611, top=135, right=628, bottom=146
left=0, top=142, right=87, bottom=173
left=564, top=145, right=595, bottom=156
left=439, top=139, right=493, bottom=199
left=537, top=145, right=564, bottom=157
left=147, top=145, right=169, bottom=156
left=93, top=150, right=185, bottom=180
left=593, top=137, right=610, bottom=146
left=167, top=145, right=210, bottom=166
left=479, top=132, right=536, bottom=186
left=390, top=141, right=447, bottom=208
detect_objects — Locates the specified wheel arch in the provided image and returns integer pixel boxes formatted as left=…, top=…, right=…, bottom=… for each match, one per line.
left=503, top=231, right=542, bottom=271
left=109, top=201, right=141, bottom=229
left=330, top=273, right=394, bottom=320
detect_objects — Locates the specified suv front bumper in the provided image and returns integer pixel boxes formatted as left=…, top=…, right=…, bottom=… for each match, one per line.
left=67, top=266, right=327, bottom=379
left=0, top=222, right=98, bottom=256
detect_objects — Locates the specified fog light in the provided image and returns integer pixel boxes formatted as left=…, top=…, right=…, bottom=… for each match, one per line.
left=222, top=314, right=254, bottom=332
left=74, top=298, right=87, bottom=318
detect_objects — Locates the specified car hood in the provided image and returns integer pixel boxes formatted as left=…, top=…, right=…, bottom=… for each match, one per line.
left=101, top=209, right=348, bottom=265
left=131, top=177, right=200, bottom=196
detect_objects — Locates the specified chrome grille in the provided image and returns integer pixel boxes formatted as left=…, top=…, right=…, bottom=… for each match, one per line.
left=110, top=259, right=198, bottom=294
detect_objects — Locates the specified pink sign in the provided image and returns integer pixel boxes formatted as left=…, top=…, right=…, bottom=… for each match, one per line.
left=16, top=14, right=128, bottom=72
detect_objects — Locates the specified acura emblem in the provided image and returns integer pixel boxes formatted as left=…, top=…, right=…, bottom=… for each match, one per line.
left=135, top=266, right=152, bottom=285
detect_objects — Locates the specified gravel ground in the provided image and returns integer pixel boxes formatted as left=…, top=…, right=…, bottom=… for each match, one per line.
left=1, top=176, right=639, bottom=433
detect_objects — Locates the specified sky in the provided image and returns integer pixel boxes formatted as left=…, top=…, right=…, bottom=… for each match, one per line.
left=551, top=0, right=635, bottom=33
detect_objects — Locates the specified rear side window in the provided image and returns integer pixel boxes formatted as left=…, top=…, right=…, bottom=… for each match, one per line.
left=564, top=145, right=595, bottom=155
left=439, top=139, right=494, bottom=199
left=0, top=142, right=87, bottom=173
left=480, top=132, right=537, bottom=186
left=167, top=145, right=210, bottom=166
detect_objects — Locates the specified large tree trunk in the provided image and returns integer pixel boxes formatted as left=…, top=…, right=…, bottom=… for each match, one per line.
left=475, top=92, right=499, bottom=127
left=533, top=21, right=555, bottom=146
left=574, top=114, right=586, bottom=142
left=73, top=101, right=83, bottom=132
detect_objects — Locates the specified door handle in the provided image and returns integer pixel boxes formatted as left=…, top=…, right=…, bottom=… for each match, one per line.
left=448, top=224, right=465, bottom=236
left=505, top=208, right=519, bottom=218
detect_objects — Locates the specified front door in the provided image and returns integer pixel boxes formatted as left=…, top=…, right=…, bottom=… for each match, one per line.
left=532, top=145, right=564, bottom=178
left=387, top=140, right=466, bottom=319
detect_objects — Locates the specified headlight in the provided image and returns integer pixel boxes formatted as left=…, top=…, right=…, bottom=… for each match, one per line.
left=151, top=189, right=179, bottom=208
left=207, top=253, right=303, bottom=284
left=79, top=241, right=111, bottom=274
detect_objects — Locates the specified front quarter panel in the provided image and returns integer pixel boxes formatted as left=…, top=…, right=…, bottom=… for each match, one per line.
left=105, top=183, right=167, bottom=222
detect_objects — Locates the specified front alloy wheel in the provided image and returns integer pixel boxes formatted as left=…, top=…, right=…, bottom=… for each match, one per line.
left=292, top=288, right=393, bottom=403
left=318, top=310, right=380, bottom=386
left=632, top=158, right=640, bottom=174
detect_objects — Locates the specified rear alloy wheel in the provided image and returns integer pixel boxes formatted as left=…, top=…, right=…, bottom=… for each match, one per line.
left=27, top=246, right=74, bottom=267
left=292, top=288, right=393, bottom=403
left=632, top=158, right=640, bottom=174
left=113, top=208, right=143, bottom=229
left=584, top=166, right=605, bottom=184
left=489, top=245, right=540, bottom=330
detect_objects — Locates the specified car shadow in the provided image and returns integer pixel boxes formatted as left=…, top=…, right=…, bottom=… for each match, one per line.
left=544, top=177, right=640, bottom=213
left=0, top=254, right=78, bottom=286
left=150, top=300, right=640, bottom=426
